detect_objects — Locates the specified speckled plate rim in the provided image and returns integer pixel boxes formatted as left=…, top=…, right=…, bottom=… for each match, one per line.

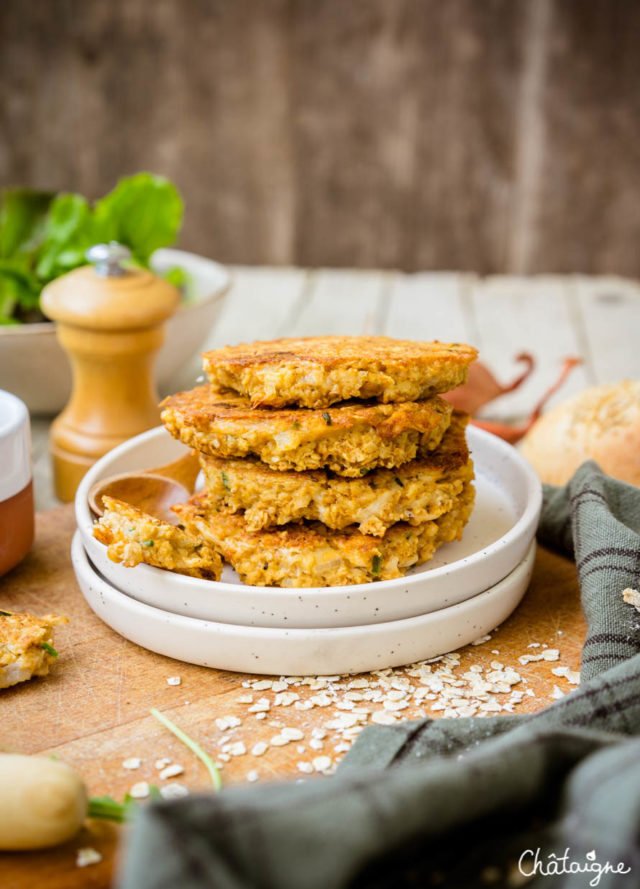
left=72, top=531, right=536, bottom=675
left=75, top=424, right=542, bottom=628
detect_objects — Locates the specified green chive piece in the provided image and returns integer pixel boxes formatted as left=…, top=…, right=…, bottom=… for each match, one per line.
left=372, top=554, right=381, bottom=576
left=0, top=610, right=11, bottom=617
left=87, top=795, right=129, bottom=823
left=291, top=421, right=300, bottom=430
left=150, top=707, right=222, bottom=792
left=394, top=476, right=404, bottom=487
left=142, top=539, right=154, bottom=547
left=322, top=412, right=332, bottom=425
left=41, top=642, right=59, bottom=658
left=221, top=470, right=230, bottom=491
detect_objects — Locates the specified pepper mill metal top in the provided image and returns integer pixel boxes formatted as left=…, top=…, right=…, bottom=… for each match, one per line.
left=85, top=241, right=132, bottom=277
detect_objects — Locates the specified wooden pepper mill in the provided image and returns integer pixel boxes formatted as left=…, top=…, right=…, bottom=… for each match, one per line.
left=42, top=243, right=179, bottom=502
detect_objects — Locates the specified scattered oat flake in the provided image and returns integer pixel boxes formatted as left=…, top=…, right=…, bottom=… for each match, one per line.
left=281, top=727, right=304, bottom=741
left=129, top=781, right=150, bottom=799
left=383, top=700, right=409, bottom=712
left=551, top=685, right=565, bottom=700
left=159, top=763, right=185, bottom=780
left=248, top=698, right=270, bottom=713
left=270, top=735, right=290, bottom=747
left=246, top=770, right=259, bottom=783
left=215, top=715, right=242, bottom=730
left=155, top=758, right=171, bottom=770
left=372, top=711, right=397, bottom=725
left=160, top=783, right=189, bottom=800
left=312, top=755, right=332, bottom=772
left=76, top=847, right=102, bottom=868
left=252, top=680, right=273, bottom=690
left=224, top=742, right=246, bottom=756
left=275, top=692, right=299, bottom=706
left=471, top=634, right=491, bottom=646
left=236, top=694, right=254, bottom=704
left=122, top=757, right=141, bottom=770
left=551, top=665, right=580, bottom=685
left=166, top=676, right=181, bottom=686
left=297, top=762, right=313, bottom=774
left=251, top=741, right=268, bottom=756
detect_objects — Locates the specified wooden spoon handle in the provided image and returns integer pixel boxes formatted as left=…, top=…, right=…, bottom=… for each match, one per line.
left=148, top=451, right=201, bottom=493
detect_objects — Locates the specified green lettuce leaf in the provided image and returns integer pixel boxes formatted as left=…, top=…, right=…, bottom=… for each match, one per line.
left=93, top=172, right=183, bottom=266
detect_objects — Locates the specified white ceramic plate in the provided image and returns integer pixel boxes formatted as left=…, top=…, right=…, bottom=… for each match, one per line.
left=76, top=425, right=541, bottom=629
left=73, top=532, right=536, bottom=676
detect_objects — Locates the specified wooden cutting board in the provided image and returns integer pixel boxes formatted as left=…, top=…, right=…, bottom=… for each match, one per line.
left=1, top=506, right=585, bottom=889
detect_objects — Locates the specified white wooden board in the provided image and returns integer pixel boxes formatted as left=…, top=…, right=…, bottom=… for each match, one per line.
left=573, top=275, right=640, bottom=384
left=469, top=276, right=593, bottom=420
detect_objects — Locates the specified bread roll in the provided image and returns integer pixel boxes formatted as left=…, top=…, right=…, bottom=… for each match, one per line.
left=520, top=380, right=640, bottom=486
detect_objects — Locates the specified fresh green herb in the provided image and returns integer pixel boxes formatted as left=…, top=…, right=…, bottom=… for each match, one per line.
left=394, top=476, right=404, bottom=488
left=371, top=554, right=381, bottom=576
left=150, top=707, right=222, bottom=792
left=193, top=543, right=203, bottom=551
left=0, top=173, right=184, bottom=324
left=88, top=786, right=161, bottom=824
left=177, top=523, right=186, bottom=530
left=291, top=421, right=300, bottom=430
left=405, top=532, right=412, bottom=540
left=360, top=468, right=369, bottom=476
left=0, top=610, right=11, bottom=616
left=322, top=412, right=332, bottom=425
left=220, top=470, right=230, bottom=491
left=142, top=539, right=155, bottom=548
left=40, top=642, right=59, bottom=658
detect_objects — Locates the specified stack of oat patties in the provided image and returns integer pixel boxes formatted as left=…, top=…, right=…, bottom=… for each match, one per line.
left=159, top=336, right=478, bottom=587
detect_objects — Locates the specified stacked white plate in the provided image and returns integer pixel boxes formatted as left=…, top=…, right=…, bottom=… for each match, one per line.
left=73, top=425, right=542, bottom=676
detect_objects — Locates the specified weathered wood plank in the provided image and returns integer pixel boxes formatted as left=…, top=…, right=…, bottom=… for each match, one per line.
left=166, top=266, right=309, bottom=395
left=2, top=1, right=639, bottom=274
left=530, top=0, right=640, bottom=276
left=469, top=276, right=593, bottom=419
left=286, top=269, right=388, bottom=336
left=383, top=272, right=473, bottom=343
left=573, top=275, right=640, bottom=384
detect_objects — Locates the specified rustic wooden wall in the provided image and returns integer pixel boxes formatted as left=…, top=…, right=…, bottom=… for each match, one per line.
left=1, top=0, right=639, bottom=275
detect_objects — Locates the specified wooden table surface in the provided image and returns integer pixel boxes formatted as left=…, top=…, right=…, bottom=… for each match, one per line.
left=2, top=506, right=584, bottom=889
left=30, top=267, right=640, bottom=510
left=5, top=267, right=638, bottom=887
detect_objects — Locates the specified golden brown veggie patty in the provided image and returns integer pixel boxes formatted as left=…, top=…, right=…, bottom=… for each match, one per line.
left=93, top=496, right=223, bottom=580
left=200, top=411, right=473, bottom=536
left=161, top=387, right=453, bottom=477
left=202, top=335, right=478, bottom=408
left=0, top=611, right=67, bottom=689
left=173, top=481, right=475, bottom=588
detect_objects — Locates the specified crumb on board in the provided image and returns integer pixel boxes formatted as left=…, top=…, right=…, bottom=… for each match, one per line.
left=76, top=847, right=102, bottom=868
left=622, top=588, right=640, bottom=611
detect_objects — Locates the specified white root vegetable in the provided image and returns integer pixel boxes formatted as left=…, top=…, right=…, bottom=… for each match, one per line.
left=0, top=754, right=88, bottom=850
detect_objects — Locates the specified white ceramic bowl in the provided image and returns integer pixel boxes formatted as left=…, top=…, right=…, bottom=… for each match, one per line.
left=73, top=531, right=535, bottom=675
left=75, top=425, right=542, bottom=629
left=0, top=248, right=230, bottom=415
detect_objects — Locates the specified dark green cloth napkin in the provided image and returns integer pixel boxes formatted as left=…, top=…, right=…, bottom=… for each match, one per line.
left=119, top=462, right=640, bottom=889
